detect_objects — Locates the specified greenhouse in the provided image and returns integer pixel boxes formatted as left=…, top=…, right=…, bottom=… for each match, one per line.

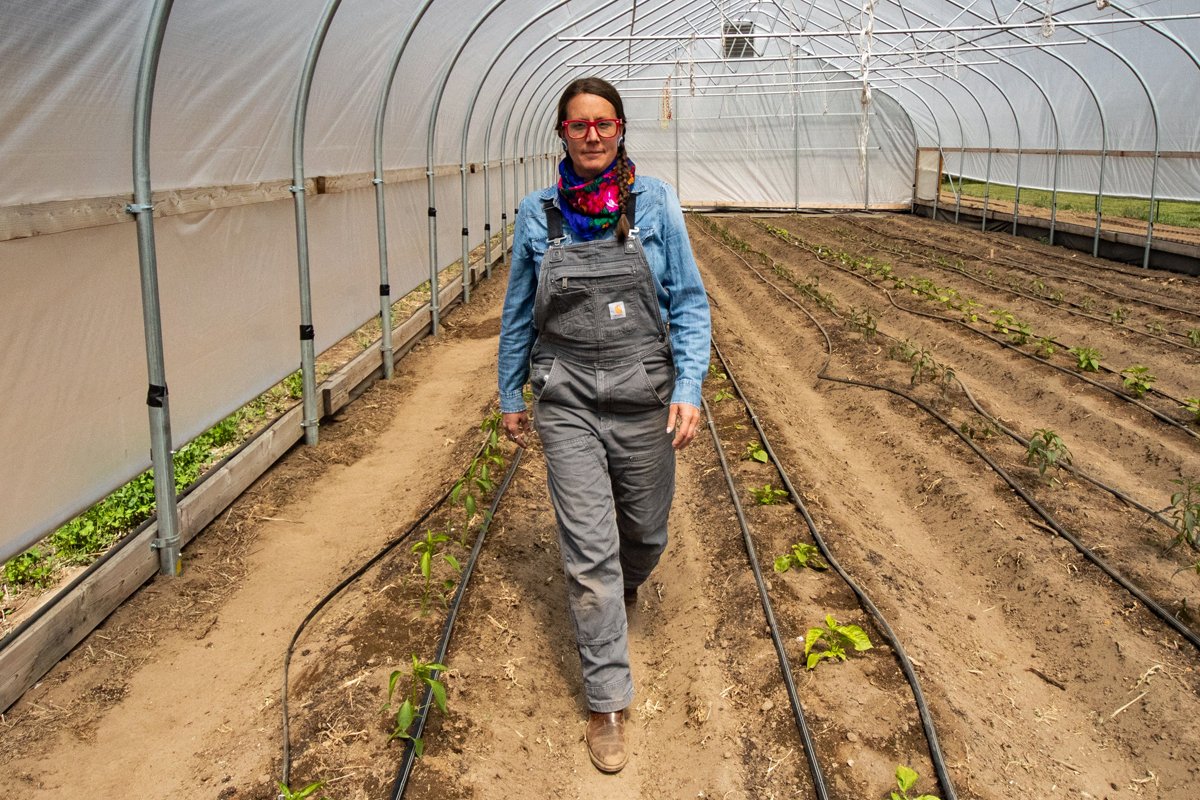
left=1, top=1, right=1198, bottom=798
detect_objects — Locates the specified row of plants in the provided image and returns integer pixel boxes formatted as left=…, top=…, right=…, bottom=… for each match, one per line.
left=2, top=374, right=307, bottom=594
left=825, top=216, right=1200, bottom=350
left=711, top=218, right=1200, bottom=588
left=282, top=408, right=508, bottom=799
left=1, top=236, right=507, bottom=604
left=757, top=221, right=1199, bottom=424
left=707, top=360, right=941, bottom=799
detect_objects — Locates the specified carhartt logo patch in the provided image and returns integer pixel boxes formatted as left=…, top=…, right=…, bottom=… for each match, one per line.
left=608, top=301, right=627, bottom=319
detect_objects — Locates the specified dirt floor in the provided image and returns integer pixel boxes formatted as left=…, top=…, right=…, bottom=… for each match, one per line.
left=2, top=212, right=1199, bottom=800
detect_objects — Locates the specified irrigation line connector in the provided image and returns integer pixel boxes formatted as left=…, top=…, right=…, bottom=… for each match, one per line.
left=125, top=202, right=155, bottom=215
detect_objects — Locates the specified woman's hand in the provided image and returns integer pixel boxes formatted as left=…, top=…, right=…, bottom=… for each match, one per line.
left=667, top=402, right=702, bottom=450
left=502, top=411, right=532, bottom=449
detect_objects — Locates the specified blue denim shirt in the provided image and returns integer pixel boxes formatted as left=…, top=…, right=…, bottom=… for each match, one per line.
left=498, top=174, right=711, bottom=414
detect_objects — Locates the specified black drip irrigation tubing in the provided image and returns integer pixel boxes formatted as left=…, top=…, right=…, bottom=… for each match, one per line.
left=388, top=447, right=522, bottom=799
left=748, top=221, right=1186, bottom=542
left=754, top=219, right=1199, bottom=441
left=702, top=395, right=831, bottom=800
left=705, top=342, right=959, bottom=800
left=277, top=434, right=521, bottom=791
left=828, top=215, right=1197, bottom=352
left=701, top=220, right=1200, bottom=656
left=841, top=214, right=1200, bottom=326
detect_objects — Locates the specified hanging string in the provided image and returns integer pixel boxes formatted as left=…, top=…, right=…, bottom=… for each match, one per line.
left=660, top=76, right=672, bottom=129
left=1041, top=0, right=1056, bottom=38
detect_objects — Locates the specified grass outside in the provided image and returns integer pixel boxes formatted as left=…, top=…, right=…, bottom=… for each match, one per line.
left=942, top=177, right=1200, bottom=229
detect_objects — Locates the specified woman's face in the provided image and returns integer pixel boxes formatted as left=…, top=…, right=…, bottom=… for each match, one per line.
left=561, top=93, right=621, bottom=180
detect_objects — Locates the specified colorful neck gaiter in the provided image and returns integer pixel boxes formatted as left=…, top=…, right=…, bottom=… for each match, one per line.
left=556, top=156, right=635, bottom=241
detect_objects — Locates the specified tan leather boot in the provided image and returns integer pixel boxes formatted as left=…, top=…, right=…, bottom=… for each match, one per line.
left=585, top=710, right=628, bottom=773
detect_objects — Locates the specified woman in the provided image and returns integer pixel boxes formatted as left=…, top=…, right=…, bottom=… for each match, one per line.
left=497, top=76, right=711, bottom=774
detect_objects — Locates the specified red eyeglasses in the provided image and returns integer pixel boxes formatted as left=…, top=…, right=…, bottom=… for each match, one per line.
left=561, top=118, right=622, bottom=140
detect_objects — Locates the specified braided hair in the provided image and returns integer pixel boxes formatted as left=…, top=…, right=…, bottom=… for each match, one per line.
left=556, top=76, right=633, bottom=242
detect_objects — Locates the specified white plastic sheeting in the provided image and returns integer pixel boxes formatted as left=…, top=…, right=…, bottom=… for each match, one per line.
left=1, top=0, right=1197, bottom=564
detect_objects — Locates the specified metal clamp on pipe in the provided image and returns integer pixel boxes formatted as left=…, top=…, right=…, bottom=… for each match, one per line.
left=288, top=184, right=305, bottom=194
left=372, top=177, right=383, bottom=185
left=150, top=534, right=180, bottom=550
left=125, top=203, right=155, bottom=215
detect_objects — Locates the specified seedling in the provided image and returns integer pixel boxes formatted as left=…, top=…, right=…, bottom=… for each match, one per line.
left=277, top=782, right=327, bottom=800
left=959, top=299, right=982, bottom=323
left=1109, top=306, right=1129, bottom=324
left=802, top=614, right=872, bottom=669
left=386, top=655, right=449, bottom=757
left=1183, top=397, right=1200, bottom=424
left=959, top=417, right=998, bottom=441
left=412, top=529, right=460, bottom=613
left=1025, top=428, right=1072, bottom=483
left=848, top=306, right=878, bottom=339
left=1187, top=329, right=1200, bottom=348
left=450, top=412, right=506, bottom=544
left=773, top=542, right=828, bottom=573
left=890, top=765, right=940, bottom=800
left=1034, top=337, right=1056, bottom=359
left=1120, top=365, right=1156, bottom=397
left=1007, top=319, right=1033, bottom=346
left=708, top=363, right=728, bottom=381
left=1068, top=346, right=1101, bottom=371
left=910, top=348, right=936, bottom=385
left=751, top=484, right=788, bottom=505
left=1166, top=477, right=1200, bottom=552
left=1080, top=296, right=1096, bottom=312
left=1145, top=320, right=1166, bottom=336
left=713, top=388, right=734, bottom=403
left=743, top=441, right=769, bottom=463
left=990, top=309, right=1016, bottom=336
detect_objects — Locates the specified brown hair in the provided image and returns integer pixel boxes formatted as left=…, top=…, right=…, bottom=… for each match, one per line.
left=555, top=77, right=633, bottom=241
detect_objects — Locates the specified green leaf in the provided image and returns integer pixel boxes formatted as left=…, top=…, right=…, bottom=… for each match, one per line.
left=464, top=494, right=477, bottom=520
left=430, top=679, right=448, bottom=714
left=420, top=550, right=432, bottom=579
left=837, top=623, right=873, bottom=652
left=806, top=651, right=823, bottom=670
left=896, top=764, right=919, bottom=792
left=773, top=555, right=793, bottom=573
left=804, top=627, right=823, bottom=657
left=443, top=554, right=461, bottom=572
left=387, top=669, right=403, bottom=702
left=752, top=450, right=768, bottom=463
left=396, top=699, right=415, bottom=734
left=412, top=736, right=425, bottom=758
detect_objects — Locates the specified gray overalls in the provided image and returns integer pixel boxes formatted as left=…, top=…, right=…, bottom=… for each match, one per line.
left=529, top=197, right=676, bottom=713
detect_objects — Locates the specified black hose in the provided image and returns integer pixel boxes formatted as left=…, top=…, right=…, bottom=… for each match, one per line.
left=702, top=394, right=830, bottom=799
left=709, top=340, right=960, bottom=800
left=844, top=213, right=1200, bottom=323
left=757, top=218, right=1198, bottom=440
left=702, top=218, right=1200, bottom=654
left=280, top=434, right=499, bottom=788
left=389, top=447, right=523, bottom=799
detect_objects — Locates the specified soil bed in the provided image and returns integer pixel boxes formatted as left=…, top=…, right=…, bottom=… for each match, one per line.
left=1, top=212, right=1198, bottom=799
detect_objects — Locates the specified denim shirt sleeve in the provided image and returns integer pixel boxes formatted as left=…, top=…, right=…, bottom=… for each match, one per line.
left=649, top=180, right=712, bottom=409
left=497, top=193, right=543, bottom=414
left=497, top=179, right=711, bottom=413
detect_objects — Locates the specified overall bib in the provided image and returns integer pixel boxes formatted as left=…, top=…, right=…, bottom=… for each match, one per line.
left=530, top=197, right=676, bottom=713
